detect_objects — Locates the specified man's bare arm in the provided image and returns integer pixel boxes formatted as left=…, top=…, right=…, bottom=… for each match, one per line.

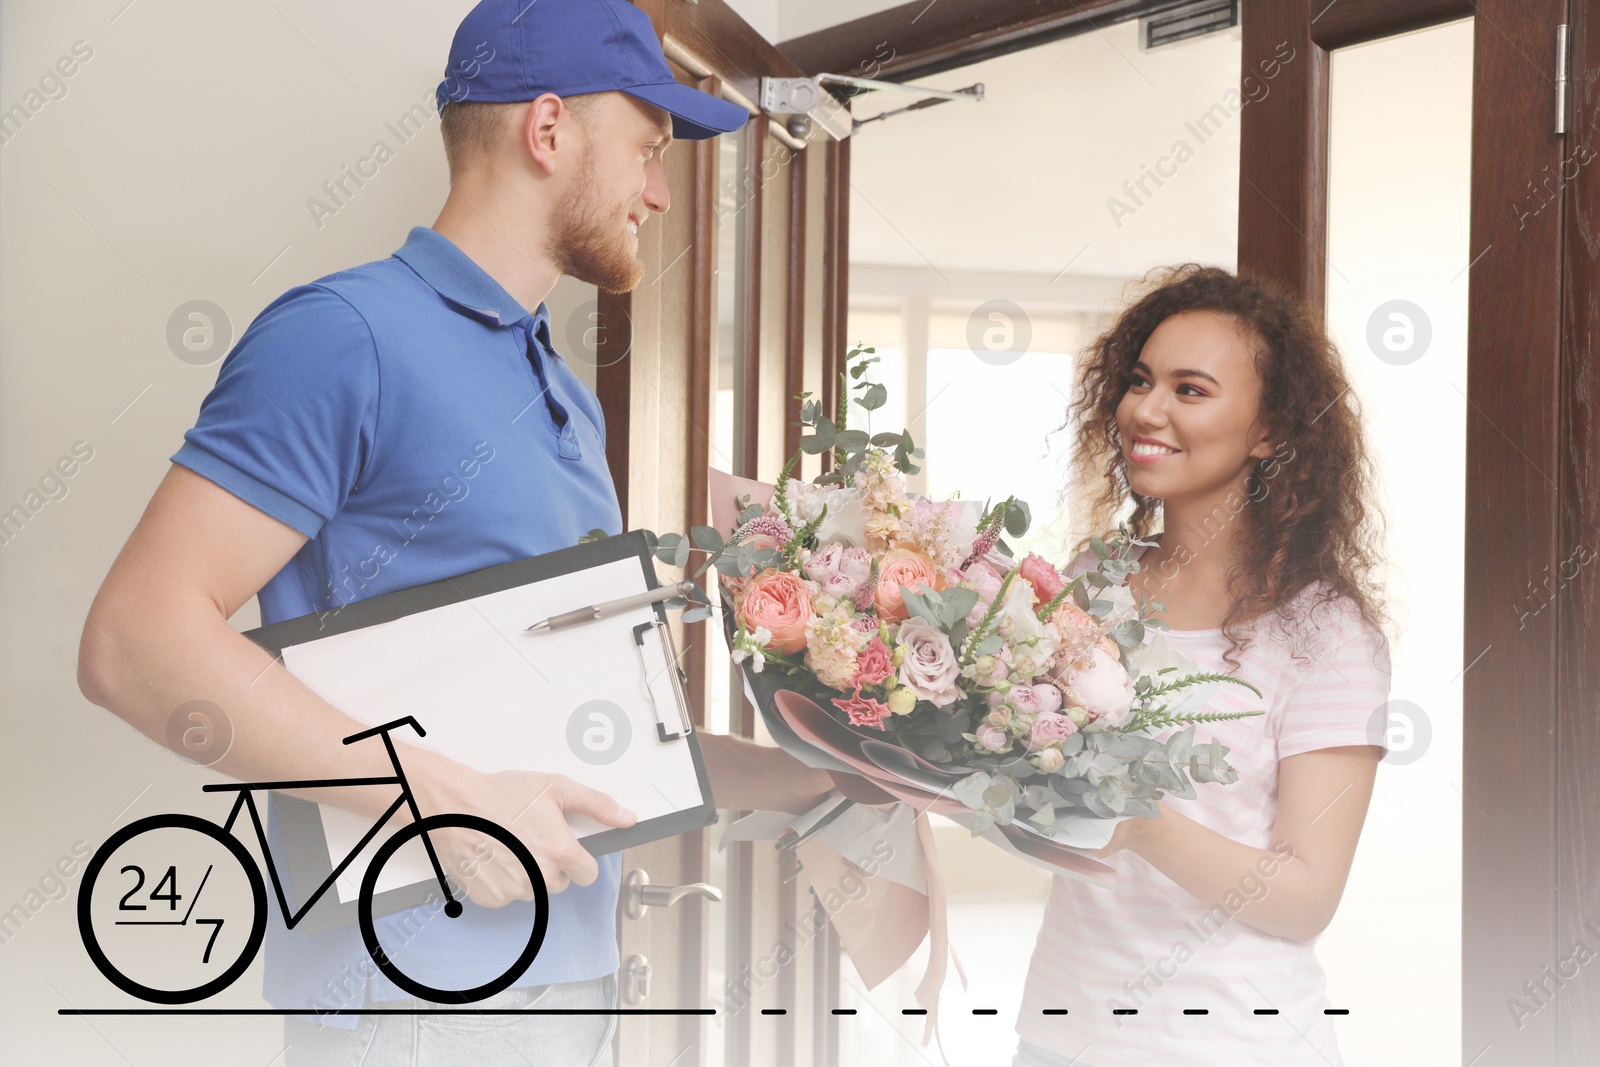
left=78, top=463, right=633, bottom=899
left=700, top=732, right=832, bottom=815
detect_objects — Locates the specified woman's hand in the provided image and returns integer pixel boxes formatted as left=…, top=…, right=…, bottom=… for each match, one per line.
left=1086, top=804, right=1165, bottom=858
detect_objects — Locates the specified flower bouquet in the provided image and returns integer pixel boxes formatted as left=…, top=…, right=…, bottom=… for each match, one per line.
left=648, top=346, right=1264, bottom=869
left=625, top=346, right=1264, bottom=1046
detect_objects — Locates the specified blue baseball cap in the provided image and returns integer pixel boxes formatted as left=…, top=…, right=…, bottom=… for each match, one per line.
left=436, top=0, right=749, bottom=140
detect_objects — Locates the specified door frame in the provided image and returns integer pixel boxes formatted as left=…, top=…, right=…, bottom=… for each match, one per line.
left=598, top=3, right=853, bottom=1062
left=782, top=0, right=1593, bottom=1062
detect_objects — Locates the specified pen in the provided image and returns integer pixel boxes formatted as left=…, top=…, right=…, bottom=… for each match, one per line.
left=524, top=581, right=698, bottom=633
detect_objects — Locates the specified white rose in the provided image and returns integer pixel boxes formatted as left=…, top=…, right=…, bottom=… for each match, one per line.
left=789, top=480, right=870, bottom=547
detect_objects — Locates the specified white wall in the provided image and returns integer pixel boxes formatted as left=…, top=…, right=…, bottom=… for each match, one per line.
left=0, top=3, right=593, bottom=1062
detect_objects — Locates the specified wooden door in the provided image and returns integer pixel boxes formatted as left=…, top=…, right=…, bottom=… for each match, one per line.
left=787, top=0, right=1595, bottom=1061
left=1236, top=2, right=1580, bottom=1062
left=595, top=2, right=850, bottom=1063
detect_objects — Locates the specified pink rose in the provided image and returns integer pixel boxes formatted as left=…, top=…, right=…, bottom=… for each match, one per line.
left=832, top=687, right=892, bottom=730
left=1019, top=553, right=1066, bottom=604
left=853, top=636, right=894, bottom=687
left=818, top=571, right=859, bottom=600
left=1007, top=684, right=1043, bottom=720
left=737, top=569, right=812, bottom=655
left=894, top=617, right=964, bottom=707
left=805, top=543, right=874, bottom=607
left=876, top=548, right=945, bottom=622
left=959, top=560, right=1003, bottom=627
left=1030, top=712, right=1078, bottom=746
left=1032, top=683, right=1064, bottom=715
left=976, top=723, right=1011, bottom=753
left=1063, top=646, right=1136, bottom=728
left=802, top=542, right=844, bottom=584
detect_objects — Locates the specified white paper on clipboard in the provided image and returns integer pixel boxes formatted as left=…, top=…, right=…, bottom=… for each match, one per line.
left=278, top=557, right=704, bottom=904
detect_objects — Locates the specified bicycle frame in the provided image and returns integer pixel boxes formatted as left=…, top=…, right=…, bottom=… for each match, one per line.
left=199, top=721, right=457, bottom=930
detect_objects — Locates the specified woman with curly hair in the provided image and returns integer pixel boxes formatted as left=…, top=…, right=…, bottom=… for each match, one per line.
left=1012, top=264, right=1394, bottom=1067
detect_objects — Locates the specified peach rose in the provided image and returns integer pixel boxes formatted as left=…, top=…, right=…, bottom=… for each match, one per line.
left=737, top=569, right=812, bottom=655
left=1018, top=553, right=1066, bottom=604
left=875, top=548, right=946, bottom=621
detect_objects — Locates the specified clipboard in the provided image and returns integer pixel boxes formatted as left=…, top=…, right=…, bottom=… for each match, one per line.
left=240, top=530, right=715, bottom=933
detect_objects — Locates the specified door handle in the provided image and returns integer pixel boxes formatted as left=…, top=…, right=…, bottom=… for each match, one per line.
left=624, top=868, right=723, bottom=919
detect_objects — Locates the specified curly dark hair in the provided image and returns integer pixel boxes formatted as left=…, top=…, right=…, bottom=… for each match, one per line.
left=1065, top=263, right=1390, bottom=673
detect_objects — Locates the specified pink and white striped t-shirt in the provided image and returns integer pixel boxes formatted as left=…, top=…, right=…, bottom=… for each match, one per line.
left=1014, top=543, right=1392, bottom=1067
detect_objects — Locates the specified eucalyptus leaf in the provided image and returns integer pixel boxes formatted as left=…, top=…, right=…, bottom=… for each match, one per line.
left=834, top=429, right=870, bottom=452
left=982, top=782, right=1012, bottom=809
left=690, top=525, right=724, bottom=552
left=1109, top=620, right=1146, bottom=647
left=1027, top=806, right=1058, bottom=833
left=953, top=772, right=993, bottom=810
left=1071, top=581, right=1091, bottom=612
left=1120, top=795, right=1160, bottom=819
left=901, top=587, right=941, bottom=626
left=856, top=383, right=888, bottom=411
left=947, top=619, right=969, bottom=656
left=940, top=587, right=979, bottom=626
left=1005, top=499, right=1032, bottom=537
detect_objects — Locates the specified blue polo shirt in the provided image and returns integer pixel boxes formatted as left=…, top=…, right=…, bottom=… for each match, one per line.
left=172, top=226, right=623, bottom=1017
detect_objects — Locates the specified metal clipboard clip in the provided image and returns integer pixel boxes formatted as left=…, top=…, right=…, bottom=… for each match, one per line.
left=633, top=618, right=694, bottom=742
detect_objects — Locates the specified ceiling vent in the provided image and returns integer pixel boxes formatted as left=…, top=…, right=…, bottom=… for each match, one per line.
left=1138, top=0, right=1239, bottom=51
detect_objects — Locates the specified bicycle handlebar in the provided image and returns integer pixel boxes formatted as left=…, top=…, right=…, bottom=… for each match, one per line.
left=342, top=716, right=427, bottom=746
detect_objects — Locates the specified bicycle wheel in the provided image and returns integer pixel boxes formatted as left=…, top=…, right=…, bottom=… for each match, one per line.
left=78, top=813, right=267, bottom=1004
left=358, top=813, right=549, bottom=1003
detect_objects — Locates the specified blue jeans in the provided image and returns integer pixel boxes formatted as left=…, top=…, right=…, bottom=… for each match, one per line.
left=283, top=974, right=617, bottom=1067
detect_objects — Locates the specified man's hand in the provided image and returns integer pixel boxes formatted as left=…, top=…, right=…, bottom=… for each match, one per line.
left=414, top=761, right=636, bottom=903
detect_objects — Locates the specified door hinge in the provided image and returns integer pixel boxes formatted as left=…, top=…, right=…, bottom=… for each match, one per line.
left=1556, top=23, right=1569, bottom=135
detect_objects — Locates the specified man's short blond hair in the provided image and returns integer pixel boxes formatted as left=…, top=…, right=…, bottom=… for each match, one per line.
left=438, top=94, right=601, bottom=176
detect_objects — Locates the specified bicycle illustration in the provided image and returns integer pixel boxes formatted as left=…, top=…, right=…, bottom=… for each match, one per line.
left=78, top=717, right=549, bottom=1005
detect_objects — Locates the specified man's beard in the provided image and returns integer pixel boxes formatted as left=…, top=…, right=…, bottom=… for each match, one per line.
left=546, top=148, right=644, bottom=294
